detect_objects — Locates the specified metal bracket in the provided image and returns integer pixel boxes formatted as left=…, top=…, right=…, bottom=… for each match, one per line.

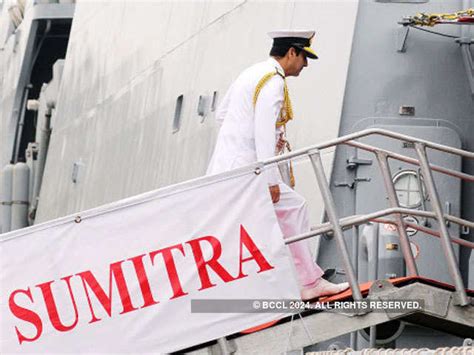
left=323, top=268, right=347, bottom=281
left=11, top=200, right=29, bottom=205
left=71, top=160, right=85, bottom=184
left=397, top=25, right=410, bottom=53
left=334, top=181, right=355, bottom=189
left=13, top=29, right=21, bottom=53
left=368, top=279, right=396, bottom=296
left=452, top=290, right=469, bottom=307
left=197, top=95, right=209, bottom=122
left=463, top=338, right=473, bottom=347
left=334, top=177, right=371, bottom=189
left=346, top=157, right=373, bottom=170
left=445, top=202, right=451, bottom=227
left=214, top=337, right=236, bottom=355
left=355, top=178, right=371, bottom=183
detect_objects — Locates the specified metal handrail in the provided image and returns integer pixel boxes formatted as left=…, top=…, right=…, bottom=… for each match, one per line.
left=264, top=128, right=474, bottom=165
left=285, top=207, right=474, bottom=246
left=373, top=218, right=474, bottom=249
left=261, top=128, right=473, bottom=306
left=346, top=140, right=474, bottom=182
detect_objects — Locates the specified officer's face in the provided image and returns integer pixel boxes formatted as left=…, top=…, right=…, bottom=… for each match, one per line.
left=287, top=48, right=308, bottom=77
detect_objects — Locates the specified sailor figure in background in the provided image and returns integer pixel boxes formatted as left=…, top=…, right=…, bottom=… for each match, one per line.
left=207, top=30, right=349, bottom=300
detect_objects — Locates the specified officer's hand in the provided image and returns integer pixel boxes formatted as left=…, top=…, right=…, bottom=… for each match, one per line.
left=276, top=133, right=287, bottom=153
left=269, top=185, right=280, bottom=203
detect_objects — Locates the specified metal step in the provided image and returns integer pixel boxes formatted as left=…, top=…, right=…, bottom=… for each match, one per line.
left=184, top=280, right=473, bottom=355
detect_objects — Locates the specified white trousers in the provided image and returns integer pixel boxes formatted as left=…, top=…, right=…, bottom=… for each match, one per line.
left=274, top=184, right=324, bottom=287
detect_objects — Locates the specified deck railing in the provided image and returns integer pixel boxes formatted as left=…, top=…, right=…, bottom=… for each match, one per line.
left=261, top=128, right=473, bottom=307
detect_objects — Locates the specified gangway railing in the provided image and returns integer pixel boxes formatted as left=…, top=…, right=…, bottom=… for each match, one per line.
left=260, top=128, right=474, bottom=307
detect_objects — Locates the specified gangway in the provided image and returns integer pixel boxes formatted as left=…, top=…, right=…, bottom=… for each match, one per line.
left=182, top=128, right=474, bottom=355
left=184, top=278, right=473, bottom=354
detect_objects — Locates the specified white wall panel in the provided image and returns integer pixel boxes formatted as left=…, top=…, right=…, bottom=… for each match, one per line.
left=36, top=0, right=358, bottom=223
left=0, top=0, right=37, bottom=166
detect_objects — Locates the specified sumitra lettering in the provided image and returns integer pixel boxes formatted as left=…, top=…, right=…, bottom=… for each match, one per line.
left=7, top=225, right=274, bottom=345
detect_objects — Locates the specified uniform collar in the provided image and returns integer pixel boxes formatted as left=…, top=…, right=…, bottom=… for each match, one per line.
left=268, top=57, right=285, bottom=77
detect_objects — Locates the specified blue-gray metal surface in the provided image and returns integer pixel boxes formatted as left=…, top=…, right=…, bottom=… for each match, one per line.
left=325, top=0, right=474, bottom=349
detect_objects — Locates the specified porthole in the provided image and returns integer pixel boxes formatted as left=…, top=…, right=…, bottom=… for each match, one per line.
left=393, top=170, right=427, bottom=208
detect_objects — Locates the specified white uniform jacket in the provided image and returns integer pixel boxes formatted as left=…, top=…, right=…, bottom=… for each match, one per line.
left=207, top=57, right=286, bottom=185
left=207, top=57, right=324, bottom=287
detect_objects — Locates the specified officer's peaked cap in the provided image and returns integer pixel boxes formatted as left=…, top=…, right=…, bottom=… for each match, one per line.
left=268, top=30, right=318, bottom=59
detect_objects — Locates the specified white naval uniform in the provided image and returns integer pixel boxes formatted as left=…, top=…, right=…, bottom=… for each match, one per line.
left=207, top=57, right=324, bottom=288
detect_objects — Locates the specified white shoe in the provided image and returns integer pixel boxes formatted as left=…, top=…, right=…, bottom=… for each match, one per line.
left=301, top=279, right=350, bottom=301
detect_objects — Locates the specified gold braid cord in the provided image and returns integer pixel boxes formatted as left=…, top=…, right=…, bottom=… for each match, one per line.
left=277, top=81, right=294, bottom=127
left=411, top=8, right=474, bottom=26
left=253, top=69, right=296, bottom=187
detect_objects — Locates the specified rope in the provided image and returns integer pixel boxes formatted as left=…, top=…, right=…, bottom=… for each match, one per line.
left=305, top=346, right=474, bottom=354
left=410, top=8, right=474, bottom=27
left=408, top=25, right=459, bottom=39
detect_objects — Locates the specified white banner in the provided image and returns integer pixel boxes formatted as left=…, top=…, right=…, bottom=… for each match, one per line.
left=0, top=171, right=300, bottom=353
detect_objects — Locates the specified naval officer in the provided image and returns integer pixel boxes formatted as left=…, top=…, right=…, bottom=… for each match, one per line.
left=207, top=30, right=349, bottom=300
